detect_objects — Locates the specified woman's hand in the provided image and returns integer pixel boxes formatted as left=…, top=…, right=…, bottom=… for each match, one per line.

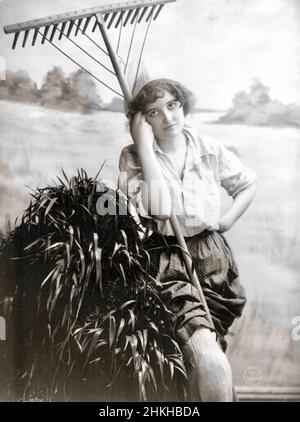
left=130, top=112, right=154, bottom=151
left=219, top=182, right=257, bottom=233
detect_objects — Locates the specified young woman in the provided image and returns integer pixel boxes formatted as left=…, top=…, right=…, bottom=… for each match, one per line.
left=118, top=79, right=257, bottom=401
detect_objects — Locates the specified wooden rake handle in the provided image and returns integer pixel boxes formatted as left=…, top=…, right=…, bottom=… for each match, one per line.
left=170, top=214, right=214, bottom=327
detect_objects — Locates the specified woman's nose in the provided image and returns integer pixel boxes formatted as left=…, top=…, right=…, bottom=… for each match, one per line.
left=162, top=109, right=172, bottom=122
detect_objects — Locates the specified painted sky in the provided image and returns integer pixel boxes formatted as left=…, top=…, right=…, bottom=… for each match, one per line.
left=0, top=0, right=299, bottom=108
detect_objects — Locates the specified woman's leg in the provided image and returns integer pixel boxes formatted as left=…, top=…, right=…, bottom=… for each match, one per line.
left=181, top=327, right=233, bottom=402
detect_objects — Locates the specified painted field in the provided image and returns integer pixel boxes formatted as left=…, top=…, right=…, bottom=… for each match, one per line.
left=1, top=100, right=299, bottom=391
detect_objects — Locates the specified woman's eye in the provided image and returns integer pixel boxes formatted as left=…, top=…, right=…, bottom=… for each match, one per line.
left=168, top=101, right=178, bottom=110
left=148, top=110, right=159, bottom=118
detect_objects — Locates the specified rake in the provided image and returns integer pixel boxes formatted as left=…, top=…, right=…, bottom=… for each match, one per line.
left=3, top=0, right=214, bottom=328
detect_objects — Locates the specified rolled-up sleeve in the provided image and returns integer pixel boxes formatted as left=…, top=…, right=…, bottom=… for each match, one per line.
left=118, top=145, right=150, bottom=217
left=218, top=144, right=257, bottom=198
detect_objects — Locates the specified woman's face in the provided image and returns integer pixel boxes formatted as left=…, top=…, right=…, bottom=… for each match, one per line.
left=144, top=90, right=185, bottom=142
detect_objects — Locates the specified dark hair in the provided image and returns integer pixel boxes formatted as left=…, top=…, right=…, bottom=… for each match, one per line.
left=129, top=79, right=196, bottom=116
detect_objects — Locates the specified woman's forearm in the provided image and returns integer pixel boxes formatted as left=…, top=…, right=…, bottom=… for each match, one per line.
left=130, top=112, right=171, bottom=220
left=137, top=144, right=172, bottom=220
left=219, top=182, right=257, bottom=232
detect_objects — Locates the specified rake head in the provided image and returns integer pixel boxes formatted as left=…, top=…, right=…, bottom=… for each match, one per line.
left=3, top=0, right=176, bottom=50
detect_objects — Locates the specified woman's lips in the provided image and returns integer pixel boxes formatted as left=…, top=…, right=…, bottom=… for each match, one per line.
left=164, top=124, right=177, bottom=130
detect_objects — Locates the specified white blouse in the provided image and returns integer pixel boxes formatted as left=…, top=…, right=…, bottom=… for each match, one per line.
left=118, top=125, right=257, bottom=236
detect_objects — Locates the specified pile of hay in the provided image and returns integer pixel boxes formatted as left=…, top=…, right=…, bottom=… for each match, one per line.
left=0, top=171, right=186, bottom=402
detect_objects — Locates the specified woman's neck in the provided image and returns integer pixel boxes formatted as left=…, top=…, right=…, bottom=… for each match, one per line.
left=156, top=132, right=187, bottom=154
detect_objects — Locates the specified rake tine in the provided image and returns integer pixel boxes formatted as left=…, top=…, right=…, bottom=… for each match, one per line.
left=82, top=16, right=92, bottom=33
left=41, top=26, right=50, bottom=44
left=115, top=11, right=124, bottom=29
left=107, top=12, right=118, bottom=29
left=146, top=5, right=156, bottom=22
left=4, top=1, right=177, bottom=35
left=138, top=6, right=149, bottom=23
left=66, top=20, right=75, bottom=38
left=104, top=13, right=110, bottom=22
left=22, top=30, right=30, bottom=48
left=50, top=24, right=58, bottom=42
left=153, top=4, right=165, bottom=21
left=130, top=8, right=140, bottom=24
left=32, top=28, right=39, bottom=46
left=92, top=17, right=98, bottom=32
left=123, top=9, right=133, bottom=27
left=75, top=18, right=83, bottom=36
left=58, top=22, right=67, bottom=40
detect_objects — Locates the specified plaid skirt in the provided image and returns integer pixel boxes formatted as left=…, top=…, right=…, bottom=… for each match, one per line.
left=145, top=230, right=247, bottom=351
